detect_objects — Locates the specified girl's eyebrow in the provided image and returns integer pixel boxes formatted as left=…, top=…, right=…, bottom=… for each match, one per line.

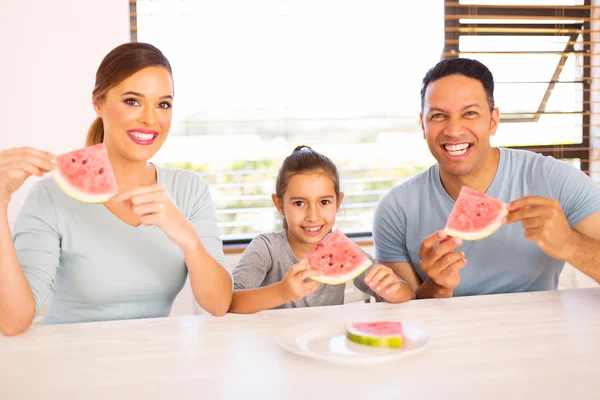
left=289, top=195, right=335, bottom=201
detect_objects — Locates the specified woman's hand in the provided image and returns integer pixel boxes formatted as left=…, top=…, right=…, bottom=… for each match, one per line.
left=112, top=186, right=198, bottom=250
left=0, top=147, right=56, bottom=208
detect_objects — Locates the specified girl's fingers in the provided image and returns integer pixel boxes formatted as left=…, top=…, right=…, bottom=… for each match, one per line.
left=375, top=275, right=399, bottom=292
left=364, top=265, right=383, bottom=283
left=383, top=281, right=402, bottom=295
left=366, top=268, right=388, bottom=287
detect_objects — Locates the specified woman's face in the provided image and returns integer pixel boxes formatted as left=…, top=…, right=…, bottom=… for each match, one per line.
left=94, top=66, right=174, bottom=163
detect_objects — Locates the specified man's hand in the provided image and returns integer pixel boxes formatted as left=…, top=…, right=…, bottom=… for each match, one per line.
left=418, top=230, right=466, bottom=290
left=506, top=196, right=576, bottom=260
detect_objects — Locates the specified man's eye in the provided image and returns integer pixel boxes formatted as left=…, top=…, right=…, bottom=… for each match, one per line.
left=431, top=113, right=444, bottom=120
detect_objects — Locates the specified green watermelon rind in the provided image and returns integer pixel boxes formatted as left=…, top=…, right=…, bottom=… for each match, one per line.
left=51, top=169, right=117, bottom=204
left=310, top=258, right=372, bottom=285
left=444, top=204, right=509, bottom=241
left=345, top=323, right=404, bottom=348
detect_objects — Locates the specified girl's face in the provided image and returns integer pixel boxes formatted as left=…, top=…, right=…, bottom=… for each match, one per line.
left=94, top=66, right=174, bottom=163
left=273, top=171, right=344, bottom=249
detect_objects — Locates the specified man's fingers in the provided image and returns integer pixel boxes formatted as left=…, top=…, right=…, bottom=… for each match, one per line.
left=429, top=237, right=463, bottom=264
left=509, top=196, right=559, bottom=211
left=419, top=231, right=449, bottom=258
left=428, top=252, right=465, bottom=278
left=505, top=206, right=550, bottom=224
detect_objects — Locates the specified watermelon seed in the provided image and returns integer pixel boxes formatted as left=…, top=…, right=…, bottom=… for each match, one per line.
left=329, top=263, right=333, bottom=266
left=71, top=158, right=76, bottom=163
left=82, top=159, right=88, bottom=165
left=476, top=213, right=481, bottom=217
left=98, top=168, right=104, bottom=174
left=329, top=253, right=333, bottom=258
left=341, top=264, right=344, bottom=268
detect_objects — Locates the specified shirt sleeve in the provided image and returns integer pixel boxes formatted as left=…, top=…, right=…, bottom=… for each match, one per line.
left=188, top=178, right=229, bottom=272
left=13, top=181, right=61, bottom=315
left=232, top=235, right=273, bottom=290
left=372, top=188, right=411, bottom=263
left=544, top=157, right=600, bottom=227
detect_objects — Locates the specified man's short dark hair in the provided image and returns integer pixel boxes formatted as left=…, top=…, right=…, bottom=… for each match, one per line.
left=420, top=58, right=495, bottom=111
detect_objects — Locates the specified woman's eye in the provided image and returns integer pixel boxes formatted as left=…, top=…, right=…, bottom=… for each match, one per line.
left=124, top=98, right=140, bottom=106
left=158, top=101, right=172, bottom=109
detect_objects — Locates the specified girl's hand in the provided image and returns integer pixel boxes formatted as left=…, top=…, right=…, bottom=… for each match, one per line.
left=0, top=147, right=56, bottom=208
left=364, top=264, right=406, bottom=303
left=278, top=262, right=320, bottom=302
left=111, top=186, right=199, bottom=250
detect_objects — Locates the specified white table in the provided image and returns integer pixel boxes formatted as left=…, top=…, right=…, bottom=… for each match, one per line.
left=2, top=288, right=599, bottom=400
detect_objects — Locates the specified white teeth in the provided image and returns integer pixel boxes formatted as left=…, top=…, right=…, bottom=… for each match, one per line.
left=444, top=143, right=469, bottom=156
left=128, top=132, right=155, bottom=140
left=304, top=226, right=322, bottom=232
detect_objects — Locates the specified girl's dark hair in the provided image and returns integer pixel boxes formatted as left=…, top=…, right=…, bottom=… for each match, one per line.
left=86, top=42, right=173, bottom=146
left=275, top=145, right=340, bottom=228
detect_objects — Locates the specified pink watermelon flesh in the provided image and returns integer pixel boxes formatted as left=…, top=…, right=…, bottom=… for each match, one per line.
left=52, top=143, right=119, bottom=203
left=302, top=229, right=372, bottom=285
left=351, top=322, right=403, bottom=336
left=444, top=186, right=508, bottom=240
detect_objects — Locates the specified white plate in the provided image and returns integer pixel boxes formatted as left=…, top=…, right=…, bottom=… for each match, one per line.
left=276, top=321, right=429, bottom=365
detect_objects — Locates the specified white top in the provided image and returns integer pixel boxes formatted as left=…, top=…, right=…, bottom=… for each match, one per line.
left=2, top=287, right=599, bottom=399
left=12, top=165, right=228, bottom=324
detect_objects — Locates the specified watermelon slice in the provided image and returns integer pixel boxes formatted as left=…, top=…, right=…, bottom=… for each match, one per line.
left=444, top=186, right=508, bottom=240
left=52, top=143, right=119, bottom=203
left=346, top=321, right=404, bottom=348
left=302, top=229, right=372, bottom=285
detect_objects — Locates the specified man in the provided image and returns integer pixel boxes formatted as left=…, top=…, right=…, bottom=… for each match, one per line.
left=373, top=58, right=600, bottom=298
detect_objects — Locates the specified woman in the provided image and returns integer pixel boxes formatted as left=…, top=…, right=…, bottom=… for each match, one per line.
left=0, top=43, right=232, bottom=335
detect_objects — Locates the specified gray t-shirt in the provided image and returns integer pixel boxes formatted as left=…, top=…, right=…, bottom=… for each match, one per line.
left=232, top=230, right=382, bottom=308
left=13, top=165, right=228, bottom=324
left=373, top=148, right=600, bottom=296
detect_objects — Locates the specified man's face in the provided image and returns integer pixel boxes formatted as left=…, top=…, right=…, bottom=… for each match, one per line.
left=420, top=74, right=499, bottom=178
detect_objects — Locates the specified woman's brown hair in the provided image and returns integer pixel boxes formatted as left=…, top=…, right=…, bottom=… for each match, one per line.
left=86, top=42, right=172, bottom=146
left=275, top=145, right=341, bottom=228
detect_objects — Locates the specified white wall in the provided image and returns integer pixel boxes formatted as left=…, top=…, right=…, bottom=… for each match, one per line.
left=0, top=0, right=130, bottom=226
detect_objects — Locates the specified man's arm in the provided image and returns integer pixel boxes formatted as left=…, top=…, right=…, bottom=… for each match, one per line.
left=566, top=211, right=600, bottom=283
left=507, top=199, right=600, bottom=284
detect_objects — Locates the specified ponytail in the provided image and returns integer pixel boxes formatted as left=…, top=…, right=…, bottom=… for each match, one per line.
left=86, top=117, right=104, bottom=146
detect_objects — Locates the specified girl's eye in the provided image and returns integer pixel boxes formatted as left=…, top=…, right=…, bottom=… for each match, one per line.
left=124, top=98, right=140, bottom=106
left=158, top=101, right=172, bottom=109
left=293, top=201, right=304, bottom=207
left=321, top=199, right=331, bottom=205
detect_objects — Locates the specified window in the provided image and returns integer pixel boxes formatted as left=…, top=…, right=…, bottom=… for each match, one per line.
left=131, top=0, right=593, bottom=242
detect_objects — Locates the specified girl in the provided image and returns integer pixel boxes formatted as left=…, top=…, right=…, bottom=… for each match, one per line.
left=0, top=43, right=232, bottom=335
left=229, top=146, right=414, bottom=313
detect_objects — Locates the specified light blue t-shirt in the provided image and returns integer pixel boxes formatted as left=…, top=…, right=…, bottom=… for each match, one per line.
left=373, top=148, right=600, bottom=296
left=13, top=165, right=228, bottom=324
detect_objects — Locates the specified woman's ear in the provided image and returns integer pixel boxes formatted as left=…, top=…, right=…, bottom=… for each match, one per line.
left=271, top=193, right=284, bottom=214
left=336, top=192, right=345, bottom=210
left=93, top=98, right=102, bottom=117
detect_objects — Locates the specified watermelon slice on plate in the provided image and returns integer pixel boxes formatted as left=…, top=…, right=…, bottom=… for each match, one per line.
left=346, top=321, right=404, bottom=348
left=301, top=229, right=372, bottom=285
left=52, top=143, right=119, bottom=203
left=444, top=186, right=508, bottom=240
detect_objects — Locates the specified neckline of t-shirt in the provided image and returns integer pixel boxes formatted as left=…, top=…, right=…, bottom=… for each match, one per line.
left=434, top=147, right=507, bottom=205
left=280, top=229, right=300, bottom=264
